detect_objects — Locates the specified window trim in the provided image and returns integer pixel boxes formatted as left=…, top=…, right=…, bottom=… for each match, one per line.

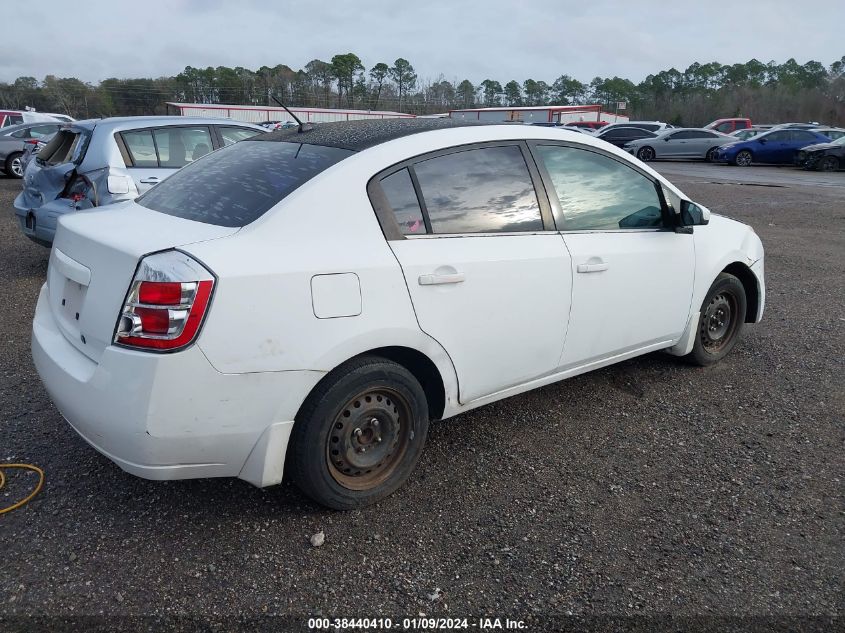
left=367, top=140, right=555, bottom=240
left=526, top=139, right=675, bottom=233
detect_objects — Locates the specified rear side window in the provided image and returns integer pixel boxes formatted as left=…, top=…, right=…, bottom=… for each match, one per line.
left=380, top=168, right=426, bottom=235
left=412, top=145, right=542, bottom=234
left=154, top=127, right=213, bottom=166
left=122, top=130, right=158, bottom=167
left=137, top=141, right=353, bottom=227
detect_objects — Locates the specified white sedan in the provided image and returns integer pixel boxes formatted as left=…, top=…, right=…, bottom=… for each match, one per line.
left=32, top=120, right=765, bottom=509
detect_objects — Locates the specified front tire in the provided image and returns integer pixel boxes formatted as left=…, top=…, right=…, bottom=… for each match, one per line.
left=687, top=273, right=747, bottom=366
left=4, top=152, right=23, bottom=178
left=733, top=150, right=753, bottom=167
left=818, top=156, right=839, bottom=172
left=289, top=356, right=430, bottom=510
left=705, top=147, right=720, bottom=162
left=637, top=146, right=655, bottom=161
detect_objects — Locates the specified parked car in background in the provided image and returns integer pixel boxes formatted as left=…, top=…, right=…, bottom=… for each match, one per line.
left=14, top=116, right=267, bottom=246
left=0, top=122, right=62, bottom=177
left=596, top=126, right=657, bottom=148
left=42, top=113, right=76, bottom=123
left=794, top=136, right=845, bottom=171
left=564, top=120, right=607, bottom=131
left=810, top=128, right=845, bottom=141
left=31, top=119, right=765, bottom=509
left=0, top=110, right=64, bottom=128
left=596, top=121, right=673, bottom=135
left=731, top=127, right=767, bottom=141
left=715, top=128, right=832, bottom=166
left=624, top=128, right=735, bottom=162
left=705, top=118, right=752, bottom=134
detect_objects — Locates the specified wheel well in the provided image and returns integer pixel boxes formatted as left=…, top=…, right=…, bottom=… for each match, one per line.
left=722, top=262, right=759, bottom=323
left=362, top=347, right=446, bottom=420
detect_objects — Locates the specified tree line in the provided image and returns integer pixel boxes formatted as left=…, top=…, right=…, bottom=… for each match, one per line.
left=1, top=54, right=844, bottom=127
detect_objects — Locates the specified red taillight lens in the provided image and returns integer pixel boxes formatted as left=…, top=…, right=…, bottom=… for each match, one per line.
left=114, top=252, right=215, bottom=352
left=138, top=281, right=185, bottom=305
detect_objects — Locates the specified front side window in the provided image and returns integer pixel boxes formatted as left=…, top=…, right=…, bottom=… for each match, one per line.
left=535, top=145, right=664, bottom=231
left=219, top=126, right=263, bottom=146
left=412, top=145, right=543, bottom=234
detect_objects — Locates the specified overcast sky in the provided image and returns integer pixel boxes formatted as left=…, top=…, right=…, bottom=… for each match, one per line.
left=3, top=0, right=843, bottom=85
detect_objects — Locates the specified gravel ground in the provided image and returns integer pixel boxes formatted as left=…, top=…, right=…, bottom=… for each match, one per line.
left=0, top=167, right=843, bottom=632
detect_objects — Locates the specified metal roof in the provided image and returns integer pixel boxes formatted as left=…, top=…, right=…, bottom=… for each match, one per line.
left=249, top=118, right=493, bottom=151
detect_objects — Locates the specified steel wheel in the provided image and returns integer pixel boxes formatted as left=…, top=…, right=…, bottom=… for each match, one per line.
left=700, top=291, right=740, bottom=354
left=819, top=156, right=839, bottom=172
left=637, top=146, right=655, bottom=161
left=734, top=150, right=753, bottom=167
left=326, top=387, right=412, bottom=491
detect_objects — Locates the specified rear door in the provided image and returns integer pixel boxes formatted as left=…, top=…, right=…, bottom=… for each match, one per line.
left=371, top=142, right=573, bottom=404
left=530, top=142, right=694, bottom=368
left=119, top=125, right=214, bottom=193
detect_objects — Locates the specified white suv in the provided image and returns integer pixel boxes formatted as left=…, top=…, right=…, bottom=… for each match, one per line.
left=32, top=119, right=765, bottom=509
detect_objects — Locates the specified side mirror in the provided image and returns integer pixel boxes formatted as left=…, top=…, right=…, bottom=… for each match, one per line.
left=680, top=200, right=710, bottom=226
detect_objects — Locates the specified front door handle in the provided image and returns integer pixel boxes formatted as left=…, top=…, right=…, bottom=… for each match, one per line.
left=577, top=262, right=609, bottom=273
left=418, top=272, right=466, bottom=285
left=139, top=177, right=160, bottom=184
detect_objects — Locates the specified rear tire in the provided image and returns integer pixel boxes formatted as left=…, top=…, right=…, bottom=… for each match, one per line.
left=687, top=273, right=747, bottom=367
left=819, top=156, right=839, bottom=172
left=733, top=150, right=753, bottom=167
left=4, top=152, right=23, bottom=178
left=637, top=146, right=655, bottom=161
left=705, top=147, right=720, bottom=162
left=289, top=356, right=429, bottom=510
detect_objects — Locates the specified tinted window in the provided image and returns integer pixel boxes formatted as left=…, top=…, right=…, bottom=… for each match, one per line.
left=535, top=145, right=663, bottom=231
left=137, top=141, right=353, bottom=227
left=764, top=131, right=789, bottom=142
left=10, top=115, right=23, bottom=125
left=790, top=131, right=817, bottom=142
left=413, top=145, right=542, bottom=234
left=715, top=122, right=733, bottom=132
left=380, top=168, right=426, bottom=235
left=153, top=127, right=213, bottom=167
left=670, top=131, right=700, bottom=140
left=122, top=130, right=158, bottom=167
left=219, top=126, right=263, bottom=146
left=30, top=124, right=59, bottom=138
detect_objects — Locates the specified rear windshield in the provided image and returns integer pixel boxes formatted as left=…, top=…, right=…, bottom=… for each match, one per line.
left=137, top=141, right=354, bottom=227
left=37, top=129, right=90, bottom=166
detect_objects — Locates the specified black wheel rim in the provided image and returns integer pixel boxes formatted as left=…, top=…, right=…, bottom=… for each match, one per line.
left=736, top=151, right=751, bottom=166
left=820, top=157, right=837, bottom=172
left=707, top=148, right=718, bottom=161
left=639, top=148, right=653, bottom=161
left=700, top=291, right=739, bottom=353
left=326, top=387, right=411, bottom=491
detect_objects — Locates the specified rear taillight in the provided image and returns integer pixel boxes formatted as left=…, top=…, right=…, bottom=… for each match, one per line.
left=114, top=251, right=215, bottom=352
left=61, top=173, right=97, bottom=206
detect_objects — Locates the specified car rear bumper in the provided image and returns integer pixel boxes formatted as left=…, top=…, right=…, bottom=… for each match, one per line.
left=31, top=283, right=324, bottom=486
left=13, top=192, right=70, bottom=246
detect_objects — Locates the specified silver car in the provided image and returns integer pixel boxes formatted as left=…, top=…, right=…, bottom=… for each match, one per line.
left=625, top=128, right=735, bottom=162
left=14, top=116, right=266, bottom=246
left=0, top=122, right=62, bottom=177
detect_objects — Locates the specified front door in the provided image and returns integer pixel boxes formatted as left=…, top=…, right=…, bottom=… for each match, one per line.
left=376, top=144, right=573, bottom=403
left=531, top=143, right=695, bottom=368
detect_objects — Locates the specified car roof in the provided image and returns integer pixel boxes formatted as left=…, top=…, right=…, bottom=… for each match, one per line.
left=66, top=116, right=267, bottom=133
left=251, top=118, right=493, bottom=151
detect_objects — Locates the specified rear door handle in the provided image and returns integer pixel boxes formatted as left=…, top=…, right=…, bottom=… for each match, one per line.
left=418, top=272, right=466, bottom=285
left=577, top=262, right=609, bottom=273
left=139, top=177, right=160, bottom=184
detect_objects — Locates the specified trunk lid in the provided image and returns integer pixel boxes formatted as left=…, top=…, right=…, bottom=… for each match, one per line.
left=48, top=201, right=238, bottom=363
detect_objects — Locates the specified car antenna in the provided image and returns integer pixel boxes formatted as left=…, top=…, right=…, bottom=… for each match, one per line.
left=270, top=94, right=312, bottom=133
